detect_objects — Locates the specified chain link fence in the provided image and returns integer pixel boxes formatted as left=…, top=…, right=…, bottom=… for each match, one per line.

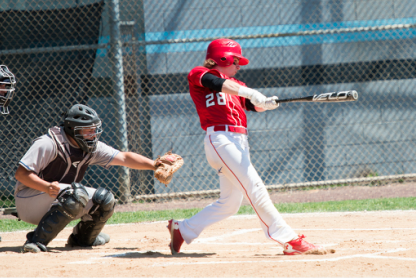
left=1, top=0, right=416, bottom=209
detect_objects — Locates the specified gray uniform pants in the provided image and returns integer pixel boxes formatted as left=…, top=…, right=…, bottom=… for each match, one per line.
left=15, top=183, right=97, bottom=225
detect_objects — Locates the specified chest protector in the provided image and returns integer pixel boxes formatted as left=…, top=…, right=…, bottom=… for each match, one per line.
left=39, top=126, right=94, bottom=183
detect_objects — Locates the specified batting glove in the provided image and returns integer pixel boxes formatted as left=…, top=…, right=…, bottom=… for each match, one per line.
left=238, top=87, right=267, bottom=108
left=264, top=96, right=279, bottom=110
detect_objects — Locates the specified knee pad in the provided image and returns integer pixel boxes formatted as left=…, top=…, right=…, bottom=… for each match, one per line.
left=90, top=187, right=116, bottom=222
left=60, top=182, right=89, bottom=217
left=29, top=182, right=89, bottom=246
left=71, top=187, right=115, bottom=246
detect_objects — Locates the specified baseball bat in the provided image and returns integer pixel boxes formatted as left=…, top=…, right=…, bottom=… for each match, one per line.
left=273, top=90, right=358, bottom=104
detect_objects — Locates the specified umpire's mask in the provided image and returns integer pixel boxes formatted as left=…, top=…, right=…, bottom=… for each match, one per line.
left=0, top=65, right=16, bottom=115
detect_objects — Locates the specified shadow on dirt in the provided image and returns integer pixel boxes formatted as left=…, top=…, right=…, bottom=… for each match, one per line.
left=105, top=250, right=216, bottom=258
left=0, top=246, right=25, bottom=253
left=0, top=245, right=96, bottom=253
left=0, top=246, right=216, bottom=257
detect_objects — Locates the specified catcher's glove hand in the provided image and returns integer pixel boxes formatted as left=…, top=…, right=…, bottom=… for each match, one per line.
left=154, top=151, right=184, bottom=186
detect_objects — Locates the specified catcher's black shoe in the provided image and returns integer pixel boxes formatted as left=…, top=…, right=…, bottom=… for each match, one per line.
left=23, top=241, right=47, bottom=253
left=22, top=231, right=48, bottom=253
left=66, top=232, right=110, bottom=247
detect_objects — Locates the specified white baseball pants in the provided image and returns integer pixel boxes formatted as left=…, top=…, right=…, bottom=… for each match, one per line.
left=179, top=127, right=298, bottom=245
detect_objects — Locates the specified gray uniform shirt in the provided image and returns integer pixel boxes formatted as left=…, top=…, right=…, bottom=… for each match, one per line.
left=16, top=130, right=119, bottom=194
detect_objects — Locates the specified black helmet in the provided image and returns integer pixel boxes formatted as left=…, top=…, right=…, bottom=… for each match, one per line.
left=63, top=104, right=102, bottom=153
left=0, top=65, right=16, bottom=115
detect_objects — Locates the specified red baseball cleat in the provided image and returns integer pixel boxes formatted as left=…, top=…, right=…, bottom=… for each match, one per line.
left=283, top=235, right=328, bottom=255
left=167, top=219, right=184, bottom=255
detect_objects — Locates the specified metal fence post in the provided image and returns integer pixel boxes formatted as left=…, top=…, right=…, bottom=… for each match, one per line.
left=301, top=0, right=326, bottom=182
left=109, top=0, right=131, bottom=203
left=135, top=1, right=155, bottom=196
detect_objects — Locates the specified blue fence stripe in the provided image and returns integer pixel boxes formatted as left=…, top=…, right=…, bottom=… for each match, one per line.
left=97, top=17, right=416, bottom=57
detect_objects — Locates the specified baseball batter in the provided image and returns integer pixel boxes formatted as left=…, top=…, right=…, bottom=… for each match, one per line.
left=168, top=39, right=330, bottom=255
left=0, top=65, right=17, bottom=243
left=14, top=104, right=161, bottom=253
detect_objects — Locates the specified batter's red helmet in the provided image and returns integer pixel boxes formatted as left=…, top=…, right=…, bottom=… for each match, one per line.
left=206, top=38, right=249, bottom=67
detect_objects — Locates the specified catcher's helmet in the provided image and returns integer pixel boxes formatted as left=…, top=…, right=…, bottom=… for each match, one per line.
left=205, top=38, right=249, bottom=67
left=0, top=65, right=16, bottom=115
left=63, top=104, right=102, bottom=153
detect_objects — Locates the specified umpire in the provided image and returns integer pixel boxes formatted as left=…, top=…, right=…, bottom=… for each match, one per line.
left=14, top=104, right=158, bottom=253
left=0, top=64, right=17, bottom=243
left=0, top=65, right=16, bottom=115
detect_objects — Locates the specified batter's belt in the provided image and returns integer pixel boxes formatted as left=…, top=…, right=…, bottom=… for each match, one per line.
left=207, top=125, right=248, bottom=135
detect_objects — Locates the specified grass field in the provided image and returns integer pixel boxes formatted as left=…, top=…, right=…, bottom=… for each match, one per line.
left=1, top=196, right=415, bottom=232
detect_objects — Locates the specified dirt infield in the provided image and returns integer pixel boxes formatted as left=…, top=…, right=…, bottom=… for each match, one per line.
left=1, top=210, right=415, bottom=277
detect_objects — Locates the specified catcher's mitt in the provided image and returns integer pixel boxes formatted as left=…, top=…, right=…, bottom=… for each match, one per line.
left=154, top=151, right=184, bottom=185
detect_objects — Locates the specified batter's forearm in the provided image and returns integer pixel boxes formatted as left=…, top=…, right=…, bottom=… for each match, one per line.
left=222, top=80, right=269, bottom=111
left=254, top=106, right=266, bottom=112
left=219, top=80, right=275, bottom=112
left=221, top=80, right=241, bottom=96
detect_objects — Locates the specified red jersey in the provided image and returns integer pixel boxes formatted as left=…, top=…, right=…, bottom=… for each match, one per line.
left=188, top=66, right=249, bottom=131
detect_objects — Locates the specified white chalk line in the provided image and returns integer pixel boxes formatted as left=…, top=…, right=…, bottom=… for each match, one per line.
left=195, top=228, right=260, bottom=243
left=201, top=242, right=275, bottom=245
left=194, top=242, right=338, bottom=248
left=150, top=248, right=409, bottom=267
left=278, top=210, right=416, bottom=218
left=298, top=228, right=416, bottom=231
left=364, top=255, right=416, bottom=261
left=194, top=227, right=416, bottom=244
left=231, top=210, right=416, bottom=219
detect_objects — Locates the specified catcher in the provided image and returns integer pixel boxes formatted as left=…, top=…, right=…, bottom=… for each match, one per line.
left=14, top=104, right=183, bottom=253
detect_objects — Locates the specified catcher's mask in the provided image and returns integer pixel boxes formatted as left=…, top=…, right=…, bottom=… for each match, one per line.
left=0, top=65, right=16, bottom=115
left=206, top=38, right=249, bottom=67
left=63, top=104, right=102, bottom=153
